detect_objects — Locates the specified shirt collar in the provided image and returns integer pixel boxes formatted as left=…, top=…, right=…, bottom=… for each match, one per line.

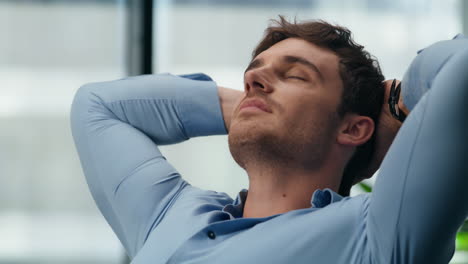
left=222, top=189, right=248, bottom=219
left=310, top=188, right=344, bottom=208
left=222, top=188, right=343, bottom=218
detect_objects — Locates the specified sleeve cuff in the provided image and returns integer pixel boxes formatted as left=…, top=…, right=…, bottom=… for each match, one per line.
left=177, top=73, right=228, bottom=138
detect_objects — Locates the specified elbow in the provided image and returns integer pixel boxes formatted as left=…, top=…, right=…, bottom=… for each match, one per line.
left=71, top=82, right=102, bottom=116
left=70, top=83, right=102, bottom=133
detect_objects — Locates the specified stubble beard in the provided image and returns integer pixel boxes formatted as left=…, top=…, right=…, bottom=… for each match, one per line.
left=228, top=117, right=337, bottom=172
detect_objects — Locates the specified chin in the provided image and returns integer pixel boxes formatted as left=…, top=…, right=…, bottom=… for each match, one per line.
left=228, top=120, right=279, bottom=169
left=229, top=122, right=260, bottom=146
left=229, top=119, right=271, bottom=144
left=228, top=117, right=334, bottom=171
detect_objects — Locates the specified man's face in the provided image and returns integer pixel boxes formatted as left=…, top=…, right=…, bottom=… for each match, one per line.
left=228, top=38, right=345, bottom=170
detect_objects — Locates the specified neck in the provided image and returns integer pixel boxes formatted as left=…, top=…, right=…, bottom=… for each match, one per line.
left=242, top=161, right=343, bottom=218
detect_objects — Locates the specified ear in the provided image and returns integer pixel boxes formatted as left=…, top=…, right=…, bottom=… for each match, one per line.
left=336, top=114, right=375, bottom=147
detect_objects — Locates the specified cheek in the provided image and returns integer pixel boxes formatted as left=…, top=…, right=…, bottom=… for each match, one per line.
left=279, top=95, right=339, bottom=135
left=280, top=99, right=318, bottom=131
left=273, top=84, right=340, bottom=125
left=281, top=93, right=327, bottom=118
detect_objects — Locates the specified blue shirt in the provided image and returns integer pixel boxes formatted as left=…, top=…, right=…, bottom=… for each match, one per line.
left=402, top=34, right=467, bottom=110
left=70, top=35, right=468, bottom=263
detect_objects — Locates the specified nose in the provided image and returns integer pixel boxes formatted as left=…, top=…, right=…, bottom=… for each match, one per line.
left=244, top=68, right=273, bottom=94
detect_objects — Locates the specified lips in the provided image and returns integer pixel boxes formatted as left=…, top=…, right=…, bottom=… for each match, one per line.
left=239, top=99, right=272, bottom=113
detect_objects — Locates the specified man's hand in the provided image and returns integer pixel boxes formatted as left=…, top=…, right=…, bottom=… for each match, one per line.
left=218, top=86, right=243, bottom=132
left=353, top=79, right=410, bottom=184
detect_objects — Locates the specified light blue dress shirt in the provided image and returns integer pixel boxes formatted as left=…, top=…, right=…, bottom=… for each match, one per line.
left=70, top=36, right=468, bottom=263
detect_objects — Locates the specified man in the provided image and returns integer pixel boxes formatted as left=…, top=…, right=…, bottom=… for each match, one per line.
left=71, top=17, right=468, bottom=263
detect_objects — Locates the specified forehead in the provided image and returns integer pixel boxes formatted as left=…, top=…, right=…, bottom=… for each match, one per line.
left=256, top=38, right=341, bottom=82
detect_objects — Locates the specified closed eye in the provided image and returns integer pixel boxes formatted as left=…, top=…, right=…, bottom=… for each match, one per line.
left=287, top=76, right=307, bottom=81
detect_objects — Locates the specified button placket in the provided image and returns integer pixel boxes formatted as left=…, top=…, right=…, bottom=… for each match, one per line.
left=207, top=230, right=216, bottom=239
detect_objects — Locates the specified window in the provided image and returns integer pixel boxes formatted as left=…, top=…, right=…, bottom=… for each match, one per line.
left=0, top=0, right=125, bottom=263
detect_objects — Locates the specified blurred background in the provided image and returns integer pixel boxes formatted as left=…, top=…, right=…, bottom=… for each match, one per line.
left=0, top=0, right=466, bottom=263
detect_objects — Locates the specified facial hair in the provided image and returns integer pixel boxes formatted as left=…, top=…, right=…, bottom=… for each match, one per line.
left=228, top=111, right=339, bottom=173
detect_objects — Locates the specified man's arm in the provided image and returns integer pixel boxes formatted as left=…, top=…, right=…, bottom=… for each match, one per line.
left=367, top=38, right=468, bottom=263
left=70, top=73, right=235, bottom=257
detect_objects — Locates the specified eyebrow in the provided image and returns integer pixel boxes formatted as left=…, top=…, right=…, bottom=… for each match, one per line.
left=244, top=55, right=324, bottom=81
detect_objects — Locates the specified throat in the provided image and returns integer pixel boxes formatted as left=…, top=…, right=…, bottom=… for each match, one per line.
left=242, top=178, right=318, bottom=218
left=242, top=190, right=311, bottom=218
left=241, top=165, right=342, bottom=218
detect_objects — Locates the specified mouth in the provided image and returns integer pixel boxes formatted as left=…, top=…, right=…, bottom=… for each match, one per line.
left=239, top=99, right=272, bottom=113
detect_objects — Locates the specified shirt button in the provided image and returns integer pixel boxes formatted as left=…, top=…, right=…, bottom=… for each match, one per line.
left=207, top=230, right=216, bottom=239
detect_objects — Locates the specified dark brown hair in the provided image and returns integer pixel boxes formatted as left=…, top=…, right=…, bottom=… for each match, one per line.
left=252, top=16, right=385, bottom=196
